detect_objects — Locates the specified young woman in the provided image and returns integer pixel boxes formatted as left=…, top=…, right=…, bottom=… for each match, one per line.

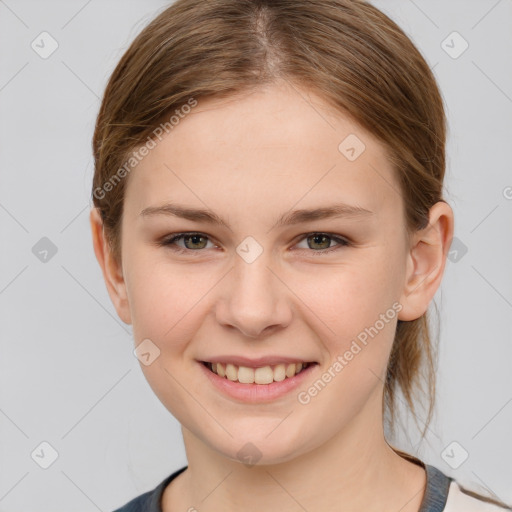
left=89, top=1, right=512, bottom=511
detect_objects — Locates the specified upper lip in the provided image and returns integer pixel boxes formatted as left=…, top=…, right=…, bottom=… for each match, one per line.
left=199, top=355, right=317, bottom=368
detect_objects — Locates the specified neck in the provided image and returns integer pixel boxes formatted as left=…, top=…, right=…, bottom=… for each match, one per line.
left=163, top=392, right=427, bottom=512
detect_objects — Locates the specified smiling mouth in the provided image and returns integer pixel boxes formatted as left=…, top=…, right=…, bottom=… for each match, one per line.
left=201, top=361, right=316, bottom=384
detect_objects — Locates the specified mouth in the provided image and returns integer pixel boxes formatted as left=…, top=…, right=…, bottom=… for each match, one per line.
left=200, top=360, right=317, bottom=385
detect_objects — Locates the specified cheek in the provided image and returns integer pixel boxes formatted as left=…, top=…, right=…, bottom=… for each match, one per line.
left=291, top=255, right=400, bottom=342
left=125, top=258, right=210, bottom=418
left=124, top=246, right=210, bottom=341
left=289, top=258, right=401, bottom=405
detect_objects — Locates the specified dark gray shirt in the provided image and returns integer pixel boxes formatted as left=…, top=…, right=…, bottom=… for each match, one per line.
left=113, top=463, right=453, bottom=512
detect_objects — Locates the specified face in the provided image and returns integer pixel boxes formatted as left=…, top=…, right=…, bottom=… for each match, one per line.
left=97, top=80, right=435, bottom=465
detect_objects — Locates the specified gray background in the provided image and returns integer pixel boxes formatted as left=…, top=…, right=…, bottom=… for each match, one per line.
left=0, top=0, right=511, bottom=509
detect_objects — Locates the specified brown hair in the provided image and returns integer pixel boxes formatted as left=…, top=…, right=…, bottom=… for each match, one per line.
left=91, top=1, right=510, bottom=508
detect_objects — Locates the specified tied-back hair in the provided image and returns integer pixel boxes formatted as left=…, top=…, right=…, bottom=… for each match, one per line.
left=91, top=1, right=511, bottom=508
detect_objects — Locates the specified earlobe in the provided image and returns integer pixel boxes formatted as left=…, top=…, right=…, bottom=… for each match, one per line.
left=89, top=207, right=132, bottom=325
left=398, top=201, right=454, bottom=321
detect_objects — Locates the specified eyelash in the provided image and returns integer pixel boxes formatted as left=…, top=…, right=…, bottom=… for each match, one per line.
left=158, top=232, right=351, bottom=256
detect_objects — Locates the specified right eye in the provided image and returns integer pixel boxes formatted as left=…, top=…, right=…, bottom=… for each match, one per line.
left=160, top=232, right=217, bottom=253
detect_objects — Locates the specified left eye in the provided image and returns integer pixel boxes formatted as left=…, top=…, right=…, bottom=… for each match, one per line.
left=160, top=232, right=350, bottom=254
left=294, top=233, right=349, bottom=253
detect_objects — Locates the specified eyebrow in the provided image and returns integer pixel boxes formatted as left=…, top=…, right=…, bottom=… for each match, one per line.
left=139, top=202, right=374, bottom=229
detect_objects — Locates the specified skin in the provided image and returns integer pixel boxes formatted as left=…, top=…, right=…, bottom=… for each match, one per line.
left=90, top=80, right=454, bottom=512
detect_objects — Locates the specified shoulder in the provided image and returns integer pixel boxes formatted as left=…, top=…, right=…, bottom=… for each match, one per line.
left=111, top=466, right=188, bottom=512
left=112, top=489, right=152, bottom=512
left=444, top=480, right=512, bottom=512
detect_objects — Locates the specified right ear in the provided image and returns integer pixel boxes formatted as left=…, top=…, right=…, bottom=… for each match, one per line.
left=89, top=207, right=132, bottom=325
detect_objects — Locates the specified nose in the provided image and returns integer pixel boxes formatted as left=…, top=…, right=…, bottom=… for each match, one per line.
left=215, top=250, right=293, bottom=338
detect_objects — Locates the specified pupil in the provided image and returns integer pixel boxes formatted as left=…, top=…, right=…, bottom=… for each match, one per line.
left=311, top=234, right=328, bottom=249
left=187, top=234, right=205, bottom=249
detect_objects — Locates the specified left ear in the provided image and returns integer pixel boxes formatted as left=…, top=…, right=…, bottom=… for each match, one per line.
left=398, top=201, right=454, bottom=321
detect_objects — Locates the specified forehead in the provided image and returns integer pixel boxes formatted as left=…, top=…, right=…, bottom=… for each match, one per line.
left=164, top=82, right=385, bottom=162
left=124, top=81, right=402, bottom=221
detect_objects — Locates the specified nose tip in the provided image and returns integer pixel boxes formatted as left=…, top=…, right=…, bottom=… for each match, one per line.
left=215, top=257, right=292, bottom=338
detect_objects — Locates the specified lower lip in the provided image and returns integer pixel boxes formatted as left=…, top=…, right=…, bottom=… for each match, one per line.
left=197, top=361, right=318, bottom=403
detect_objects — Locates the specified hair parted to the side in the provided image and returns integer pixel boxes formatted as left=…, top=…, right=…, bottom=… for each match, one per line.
left=91, top=1, right=510, bottom=508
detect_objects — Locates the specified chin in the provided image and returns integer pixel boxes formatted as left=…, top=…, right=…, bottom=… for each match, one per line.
left=206, top=431, right=313, bottom=468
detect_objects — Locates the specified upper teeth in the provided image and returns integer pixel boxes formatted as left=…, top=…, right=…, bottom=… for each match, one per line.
left=209, top=362, right=309, bottom=384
